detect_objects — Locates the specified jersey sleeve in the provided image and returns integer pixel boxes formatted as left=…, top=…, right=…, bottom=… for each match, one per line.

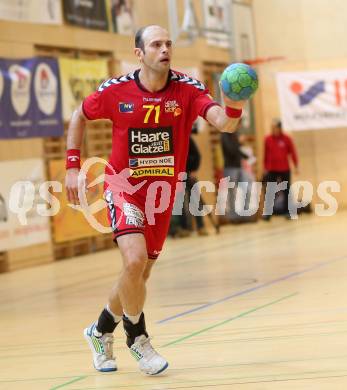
left=191, top=88, right=220, bottom=120
left=82, top=87, right=113, bottom=121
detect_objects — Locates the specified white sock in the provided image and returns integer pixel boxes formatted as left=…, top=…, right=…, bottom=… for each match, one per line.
left=106, top=304, right=122, bottom=323
left=123, top=311, right=141, bottom=325
left=93, top=327, right=102, bottom=337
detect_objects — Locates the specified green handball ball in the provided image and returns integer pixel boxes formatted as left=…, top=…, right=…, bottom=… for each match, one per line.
left=220, top=63, right=258, bottom=101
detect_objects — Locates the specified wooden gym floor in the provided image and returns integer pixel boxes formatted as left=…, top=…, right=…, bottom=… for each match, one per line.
left=1, top=211, right=347, bottom=389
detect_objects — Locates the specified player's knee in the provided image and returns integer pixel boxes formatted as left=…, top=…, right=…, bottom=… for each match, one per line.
left=142, top=267, right=152, bottom=282
left=123, top=253, right=147, bottom=279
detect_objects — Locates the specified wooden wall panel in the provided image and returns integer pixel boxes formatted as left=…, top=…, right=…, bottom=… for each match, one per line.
left=0, top=139, right=44, bottom=161
left=6, top=242, right=53, bottom=272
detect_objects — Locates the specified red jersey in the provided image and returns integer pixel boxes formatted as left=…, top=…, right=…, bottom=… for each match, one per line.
left=83, top=69, right=217, bottom=193
left=264, top=133, right=298, bottom=172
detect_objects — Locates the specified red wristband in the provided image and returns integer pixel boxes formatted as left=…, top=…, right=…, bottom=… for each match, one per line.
left=66, top=149, right=81, bottom=169
left=225, top=106, right=242, bottom=118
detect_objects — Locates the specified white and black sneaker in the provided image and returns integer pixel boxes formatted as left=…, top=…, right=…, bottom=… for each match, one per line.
left=129, top=335, right=168, bottom=375
left=84, top=322, right=117, bottom=372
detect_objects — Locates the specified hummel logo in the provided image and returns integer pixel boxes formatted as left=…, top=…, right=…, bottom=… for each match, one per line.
left=171, top=72, right=206, bottom=91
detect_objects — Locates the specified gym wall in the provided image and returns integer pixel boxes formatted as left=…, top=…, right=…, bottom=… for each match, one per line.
left=252, top=0, right=347, bottom=207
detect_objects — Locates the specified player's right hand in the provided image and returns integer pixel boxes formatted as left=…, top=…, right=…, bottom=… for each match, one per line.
left=222, top=93, right=248, bottom=110
left=65, top=168, right=81, bottom=205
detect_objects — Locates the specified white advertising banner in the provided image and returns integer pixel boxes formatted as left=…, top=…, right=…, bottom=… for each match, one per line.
left=276, top=70, right=347, bottom=131
left=0, top=159, right=50, bottom=251
left=0, top=0, right=62, bottom=24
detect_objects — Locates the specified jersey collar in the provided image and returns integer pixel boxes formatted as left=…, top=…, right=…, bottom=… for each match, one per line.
left=134, top=69, right=172, bottom=93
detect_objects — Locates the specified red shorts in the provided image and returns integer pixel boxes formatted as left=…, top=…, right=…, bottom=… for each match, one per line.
left=104, top=189, right=172, bottom=260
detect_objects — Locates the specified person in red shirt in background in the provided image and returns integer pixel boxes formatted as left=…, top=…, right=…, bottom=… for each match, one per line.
left=263, top=119, right=299, bottom=220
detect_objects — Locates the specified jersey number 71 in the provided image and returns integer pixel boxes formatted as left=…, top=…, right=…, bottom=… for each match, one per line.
left=143, top=105, right=160, bottom=124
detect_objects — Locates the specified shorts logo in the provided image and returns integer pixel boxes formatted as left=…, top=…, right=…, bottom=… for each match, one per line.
left=130, top=167, right=175, bottom=178
left=119, top=102, right=134, bottom=113
left=123, top=203, right=145, bottom=228
left=128, top=127, right=173, bottom=156
left=128, top=156, right=174, bottom=168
